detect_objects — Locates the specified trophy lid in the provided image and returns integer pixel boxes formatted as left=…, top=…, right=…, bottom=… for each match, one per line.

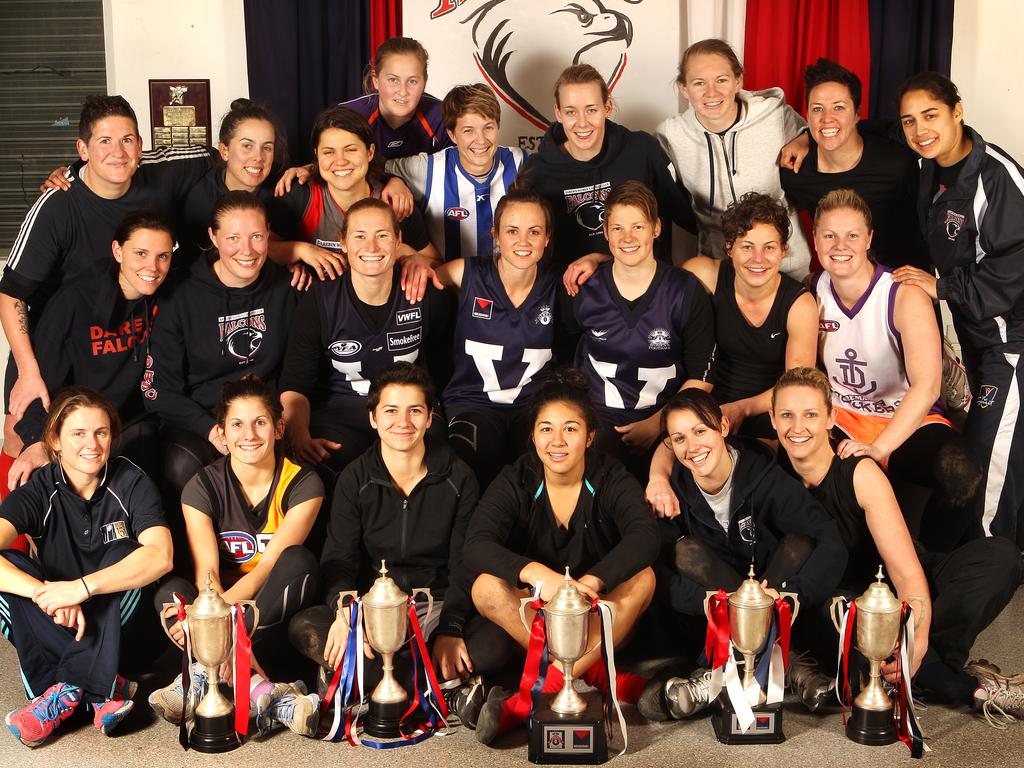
left=362, top=561, right=409, bottom=609
left=545, top=568, right=593, bottom=618
left=854, top=565, right=902, bottom=616
left=728, top=564, right=775, bottom=610
left=187, top=571, right=231, bottom=620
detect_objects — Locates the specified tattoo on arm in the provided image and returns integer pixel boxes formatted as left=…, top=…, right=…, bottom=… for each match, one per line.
left=14, top=300, right=28, bottom=335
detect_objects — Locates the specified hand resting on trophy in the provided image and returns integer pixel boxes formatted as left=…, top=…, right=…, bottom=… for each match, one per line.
left=324, top=602, right=375, bottom=670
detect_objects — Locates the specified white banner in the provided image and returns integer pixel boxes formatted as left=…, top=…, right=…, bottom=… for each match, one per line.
left=405, top=1, right=682, bottom=152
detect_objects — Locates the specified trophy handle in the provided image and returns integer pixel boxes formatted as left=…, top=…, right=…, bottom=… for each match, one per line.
left=160, top=602, right=182, bottom=644
left=829, top=595, right=849, bottom=634
left=411, top=588, right=433, bottom=626
left=779, top=591, right=801, bottom=624
left=519, top=596, right=535, bottom=631
left=702, top=590, right=718, bottom=619
left=236, top=600, right=260, bottom=634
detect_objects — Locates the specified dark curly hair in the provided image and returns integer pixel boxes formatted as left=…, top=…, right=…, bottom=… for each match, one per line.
left=528, top=368, right=599, bottom=432
left=721, top=192, right=791, bottom=250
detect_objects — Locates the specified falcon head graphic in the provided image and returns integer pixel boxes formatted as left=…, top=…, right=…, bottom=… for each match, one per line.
left=463, top=0, right=638, bottom=129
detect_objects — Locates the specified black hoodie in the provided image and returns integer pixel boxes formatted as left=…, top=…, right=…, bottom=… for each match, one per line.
left=143, top=253, right=296, bottom=437
left=464, top=449, right=660, bottom=593
left=660, top=438, right=847, bottom=616
left=321, top=437, right=479, bottom=639
left=520, top=119, right=696, bottom=267
left=17, top=264, right=159, bottom=445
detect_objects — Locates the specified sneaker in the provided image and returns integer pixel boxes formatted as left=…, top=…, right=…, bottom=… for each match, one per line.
left=441, top=676, right=485, bottom=729
left=787, top=651, right=836, bottom=712
left=5, top=682, right=81, bottom=748
left=148, top=663, right=208, bottom=725
left=475, top=686, right=513, bottom=745
left=968, top=659, right=1024, bottom=729
left=662, top=669, right=713, bottom=719
left=93, top=698, right=134, bottom=735
left=256, top=683, right=319, bottom=737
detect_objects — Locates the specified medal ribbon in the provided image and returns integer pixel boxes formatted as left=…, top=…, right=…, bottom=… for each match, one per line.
left=321, top=599, right=362, bottom=742
left=836, top=600, right=857, bottom=724
left=894, top=603, right=927, bottom=758
left=705, top=589, right=731, bottom=671
left=596, top=600, right=628, bottom=757
left=174, top=593, right=191, bottom=751
left=231, top=604, right=252, bottom=736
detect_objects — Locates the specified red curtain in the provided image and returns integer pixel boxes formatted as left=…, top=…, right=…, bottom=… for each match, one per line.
left=743, top=0, right=872, bottom=117
left=370, top=0, right=402, bottom=56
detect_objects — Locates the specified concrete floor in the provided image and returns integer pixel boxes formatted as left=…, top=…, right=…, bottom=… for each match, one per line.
left=0, top=586, right=1020, bottom=768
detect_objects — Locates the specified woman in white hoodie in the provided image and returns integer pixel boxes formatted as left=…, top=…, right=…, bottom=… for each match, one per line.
left=656, top=39, right=811, bottom=278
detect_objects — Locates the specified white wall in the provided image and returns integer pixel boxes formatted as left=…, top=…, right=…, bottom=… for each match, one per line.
left=951, top=0, right=1024, bottom=160
left=103, top=0, right=249, bottom=150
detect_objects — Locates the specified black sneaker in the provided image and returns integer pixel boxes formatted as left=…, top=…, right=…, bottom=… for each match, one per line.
left=441, top=676, right=485, bottom=729
left=475, top=686, right=513, bottom=745
left=787, top=651, right=836, bottom=713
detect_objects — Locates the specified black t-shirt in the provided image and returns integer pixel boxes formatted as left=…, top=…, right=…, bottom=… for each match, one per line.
left=0, top=458, right=166, bottom=580
left=780, top=133, right=928, bottom=269
left=712, top=260, right=806, bottom=404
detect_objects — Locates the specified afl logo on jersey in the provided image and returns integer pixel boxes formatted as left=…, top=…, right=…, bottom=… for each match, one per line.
left=446, top=207, right=471, bottom=220
left=219, top=531, right=258, bottom=563
left=820, top=320, right=841, bottom=333
left=329, top=340, right=362, bottom=357
left=648, top=328, right=671, bottom=350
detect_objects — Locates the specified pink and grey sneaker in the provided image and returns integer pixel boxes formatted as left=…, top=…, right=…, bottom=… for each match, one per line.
left=5, top=682, right=82, bottom=748
left=92, top=675, right=138, bottom=735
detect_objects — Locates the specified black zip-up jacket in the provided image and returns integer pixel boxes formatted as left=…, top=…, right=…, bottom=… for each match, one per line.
left=521, top=120, right=696, bottom=267
left=661, top=438, right=847, bottom=616
left=16, top=264, right=158, bottom=445
left=923, top=126, right=1024, bottom=357
left=321, top=437, right=479, bottom=638
left=463, top=450, right=659, bottom=593
left=142, top=252, right=296, bottom=438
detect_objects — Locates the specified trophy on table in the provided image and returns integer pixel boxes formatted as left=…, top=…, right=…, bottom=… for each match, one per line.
left=360, top=562, right=433, bottom=739
left=164, top=573, right=259, bottom=753
left=705, top=565, right=799, bottom=744
left=520, top=569, right=616, bottom=765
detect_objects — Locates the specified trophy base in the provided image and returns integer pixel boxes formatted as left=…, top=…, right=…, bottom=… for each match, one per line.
left=712, top=697, right=785, bottom=744
left=528, top=694, right=608, bottom=765
left=846, top=705, right=897, bottom=746
left=190, top=712, right=241, bottom=753
left=363, top=699, right=407, bottom=739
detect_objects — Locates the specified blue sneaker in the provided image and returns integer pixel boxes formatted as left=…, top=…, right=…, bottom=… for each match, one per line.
left=92, top=697, right=134, bottom=735
left=5, top=682, right=81, bottom=747
left=148, top=663, right=208, bottom=724
left=255, top=682, right=319, bottom=737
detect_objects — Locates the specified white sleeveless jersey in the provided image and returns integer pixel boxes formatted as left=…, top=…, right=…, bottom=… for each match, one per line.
left=812, top=265, right=909, bottom=418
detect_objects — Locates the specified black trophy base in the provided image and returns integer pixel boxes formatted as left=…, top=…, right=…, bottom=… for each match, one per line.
left=528, top=694, right=608, bottom=765
left=190, top=712, right=240, bottom=753
left=846, top=705, right=897, bottom=746
left=363, top=699, right=406, bottom=739
left=711, top=696, right=785, bottom=745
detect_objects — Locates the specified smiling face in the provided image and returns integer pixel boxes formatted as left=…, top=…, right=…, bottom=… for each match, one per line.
left=343, top=206, right=399, bottom=278
left=770, top=384, right=835, bottom=463
left=220, top=395, right=282, bottom=468
left=679, top=52, right=742, bottom=132
left=665, top=407, right=730, bottom=490
left=605, top=203, right=660, bottom=268
left=813, top=206, right=873, bottom=279
left=316, top=127, right=373, bottom=197
left=449, top=111, right=499, bottom=177
left=49, top=406, right=112, bottom=481
left=210, top=208, right=269, bottom=288
left=807, top=81, right=859, bottom=153
left=726, top=221, right=786, bottom=289
left=495, top=201, right=549, bottom=269
left=555, top=81, right=611, bottom=161
left=369, top=383, right=432, bottom=453
left=220, top=118, right=276, bottom=191
left=372, top=52, right=427, bottom=125
left=532, top=400, right=594, bottom=478
left=899, top=89, right=966, bottom=166
left=112, top=227, right=173, bottom=300
left=77, top=116, right=142, bottom=195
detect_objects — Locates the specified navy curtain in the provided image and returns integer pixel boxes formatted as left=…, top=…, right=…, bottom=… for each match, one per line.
left=243, top=0, right=371, bottom=165
left=868, top=0, right=954, bottom=119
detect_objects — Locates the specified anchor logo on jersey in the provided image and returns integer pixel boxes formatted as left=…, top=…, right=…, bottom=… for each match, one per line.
left=472, top=297, right=494, bottom=319
left=833, top=347, right=877, bottom=396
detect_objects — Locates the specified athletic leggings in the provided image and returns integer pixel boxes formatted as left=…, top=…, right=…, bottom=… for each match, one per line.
left=446, top=403, right=533, bottom=491
left=153, top=545, right=321, bottom=656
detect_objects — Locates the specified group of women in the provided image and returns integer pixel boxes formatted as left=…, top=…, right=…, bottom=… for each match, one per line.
left=0, top=32, right=1022, bottom=752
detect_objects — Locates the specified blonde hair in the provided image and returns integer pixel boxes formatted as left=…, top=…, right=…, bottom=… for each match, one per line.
left=771, top=367, right=833, bottom=414
left=813, top=188, right=873, bottom=230
left=43, top=387, right=121, bottom=460
left=554, top=64, right=609, bottom=107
